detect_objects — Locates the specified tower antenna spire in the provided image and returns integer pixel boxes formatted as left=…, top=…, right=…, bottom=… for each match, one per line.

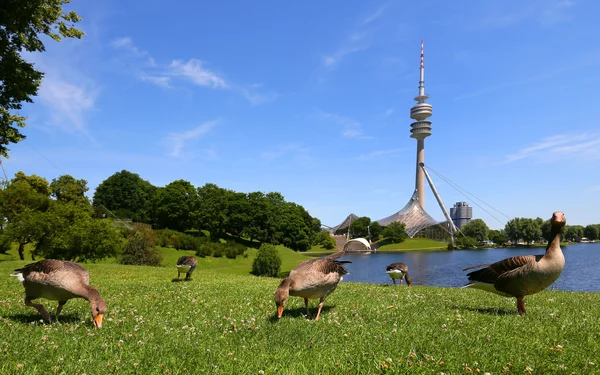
left=410, top=40, right=433, bottom=208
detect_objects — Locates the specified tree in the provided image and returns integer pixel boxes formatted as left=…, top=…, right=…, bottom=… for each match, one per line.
left=504, top=218, right=522, bottom=244
left=277, top=203, right=312, bottom=251
left=0, top=0, right=83, bottom=157
left=12, top=171, right=50, bottom=195
left=584, top=224, right=600, bottom=241
left=33, top=201, right=122, bottom=262
left=150, top=180, right=198, bottom=232
left=0, top=173, right=50, bottom=259
left=314, top=230, right=336, bottom=249
left=120, top=226, right=162, bottom=266
left=93, top=170, right=156, bottom=222
left=382, top=222, right=408, bottom=244
left=349, top=216, right=371, bottom=239
left=50, top=174, right=89, bottom=204
left=520, top=218, right=542, bottom=245
left=460, top=219, right=489, bottom=243
left=488, top=229, right=507, bottom=245
left=369, top=222, right=382, bottom=242
left=564, top=225, right=584, bottom=242
left=251, top=244, right=281, bottom=277
left=196, top=183, right=230, bottom=240
left=5, top=208, right=45, bottom=260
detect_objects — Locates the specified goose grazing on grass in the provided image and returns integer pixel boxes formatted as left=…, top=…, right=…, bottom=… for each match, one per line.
left=274, top=251, right=351, bottom=321
left=385, top=262, right=412, bottom=286
left=463, top=211, right=566, bottom=314
left=176, top=256, right=197, bottom=280
left=10, top=260, right=106, bottom=328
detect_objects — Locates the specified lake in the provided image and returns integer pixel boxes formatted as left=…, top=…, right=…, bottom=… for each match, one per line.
left=338, top=242, right=600, bottom=292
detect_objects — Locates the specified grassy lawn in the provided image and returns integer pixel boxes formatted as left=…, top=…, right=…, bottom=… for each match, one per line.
left=377, top=238, right=448, bottom=251
left=1, top=260, right=599, bottom=374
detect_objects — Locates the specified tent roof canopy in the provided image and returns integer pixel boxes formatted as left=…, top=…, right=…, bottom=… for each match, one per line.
left=343, top=238, right=371, bottom=251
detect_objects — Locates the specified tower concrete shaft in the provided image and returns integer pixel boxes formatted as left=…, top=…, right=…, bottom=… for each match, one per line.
left=409, top=40, right=432, bottom=208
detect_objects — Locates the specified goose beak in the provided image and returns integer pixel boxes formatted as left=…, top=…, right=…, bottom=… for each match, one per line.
left=94, top=314, right=104, bottom=328
left=277, top=306, right=284, bottom=318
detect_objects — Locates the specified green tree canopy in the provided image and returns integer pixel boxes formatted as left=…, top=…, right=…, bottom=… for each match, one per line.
left=460, top=219, right=489, bottom=243
left=382, top=222, right=408, bottom=244
left=349, top=216, right=371, bottom=239
left=564, top=225, right=584, bottom=242
left=584, top=224, right=600, bottom=241
left=369, top=221, right=382, bottom=242
left=93, top=170, right=156, bottom=222
left=0, top=0, right=83, bottom=157
left=50, top=174, right=89, bottom=204
left=488, top=229, right=507, bottom=245
left=151, top=180, right=198, bottom=232
left=34, top=201, right=122, bottom=262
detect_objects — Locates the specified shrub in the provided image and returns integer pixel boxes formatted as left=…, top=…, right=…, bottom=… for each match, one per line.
left=251, top=244, right=281, bottom=277
left=225, top=241, right=247, bottom=259
left=212, top=243, right=224, bottom=258
left=196, top=243, right=213, bottom=258
left=120, top=227, right=163, bottom=266
left=453, top=236, right=479, bottom=250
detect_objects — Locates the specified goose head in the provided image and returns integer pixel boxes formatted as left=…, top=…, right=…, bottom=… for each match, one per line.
left=274, top=279, right=291, bottom=318
left=89, top=292, right=107, bottom=328
left=551, top=211, right=566, bottom=232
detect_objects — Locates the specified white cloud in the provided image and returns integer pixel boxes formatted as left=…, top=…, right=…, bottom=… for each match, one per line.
left=321, top=32, right=369, bottom=71
left=169, top=59, right=229, bottom=89
left=469, top=0, right=576, bottom=30
left=38, top=72, right=98, bottom=137
left=357, top=149, right=406, bottom=160
left=165, top=120, right=220, bottom=158
left=111, top=37, right=276, bottom=105
left=260, top=144, right=312, bottom=166
left=382, top=108, right=395, bottom=117
left=500, top=133, right=600, bottom=164
left=363, top=4, right=388, bottom=25
left=140, top=74, right=172, bottom=88
left=316, top=110, right=365, bottom=139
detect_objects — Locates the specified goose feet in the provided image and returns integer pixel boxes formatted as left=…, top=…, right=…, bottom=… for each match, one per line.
left=517, top=296, right=526, bottom=315
left=25, top=298, right=52, bottom=323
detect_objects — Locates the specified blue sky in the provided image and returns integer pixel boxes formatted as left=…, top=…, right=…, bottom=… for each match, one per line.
left=5, top=0, right=600, bottom=230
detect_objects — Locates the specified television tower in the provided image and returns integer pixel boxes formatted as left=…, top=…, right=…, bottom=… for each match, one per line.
left=409, top=40, right=432, bottom=208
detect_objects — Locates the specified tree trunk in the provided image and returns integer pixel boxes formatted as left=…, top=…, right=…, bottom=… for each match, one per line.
left=18, top=243, right=25, bottom=260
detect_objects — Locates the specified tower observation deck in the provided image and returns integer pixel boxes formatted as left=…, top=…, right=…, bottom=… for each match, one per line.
left=410, top=40, right=432, bottom=208
left=376, top=40, right=451, bottom=239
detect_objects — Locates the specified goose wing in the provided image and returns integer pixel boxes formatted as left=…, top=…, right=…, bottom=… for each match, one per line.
left=465, top=255, right=537, bottom=285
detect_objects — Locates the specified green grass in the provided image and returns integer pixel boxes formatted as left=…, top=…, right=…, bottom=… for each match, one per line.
left=1, top=260, right=599, bottom=374
left=377, top=238, right=448, bottom=251
left=0, top=242, right=317, bottom=277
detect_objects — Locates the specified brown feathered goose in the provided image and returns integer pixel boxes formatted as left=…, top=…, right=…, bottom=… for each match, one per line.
left=176, top=256, right=198, bottom=280
left=385, top=262, right=412, bottom=286
left=274, top=251, right=351, bottom=321
left=10, top=260, right=106, bottom=327
left=463, top=211, right=566, bottom=314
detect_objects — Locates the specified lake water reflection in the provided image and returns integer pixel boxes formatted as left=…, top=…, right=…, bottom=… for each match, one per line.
left=338, top=242, right=600, bottom=292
